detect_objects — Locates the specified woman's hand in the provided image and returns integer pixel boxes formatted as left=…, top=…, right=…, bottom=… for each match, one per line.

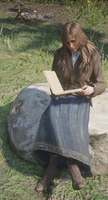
left=81, top=85, right=94, bottom=96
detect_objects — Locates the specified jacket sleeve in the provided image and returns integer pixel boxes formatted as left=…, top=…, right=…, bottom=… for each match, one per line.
left=91, top=52, right=106, bottom=97
left=52, top=50, right=58, bottom=71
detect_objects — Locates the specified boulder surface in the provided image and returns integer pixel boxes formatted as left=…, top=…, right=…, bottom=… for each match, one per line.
left=89, top=90, right=108, bottom=174
left=8, top=84, right=108, bottom=175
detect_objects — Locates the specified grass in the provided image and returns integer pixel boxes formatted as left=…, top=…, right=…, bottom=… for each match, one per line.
left=0, top=1, right=108, bottom=199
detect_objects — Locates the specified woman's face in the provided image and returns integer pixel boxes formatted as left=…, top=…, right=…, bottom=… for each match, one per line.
left=64, top=35, right=79, bottom=52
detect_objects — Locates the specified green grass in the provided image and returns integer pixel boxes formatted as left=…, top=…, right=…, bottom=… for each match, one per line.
left=0, top=1, right=108, bottom=199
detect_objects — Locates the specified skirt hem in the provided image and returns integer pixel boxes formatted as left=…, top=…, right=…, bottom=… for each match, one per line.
left=35, top=143, right=90, bottom=166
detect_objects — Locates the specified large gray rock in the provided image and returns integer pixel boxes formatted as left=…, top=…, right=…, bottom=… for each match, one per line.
left=8, top=84, right=108, bottom=175
left=8, top=84, right=51, bottom=163
left=89, top=90, right=108, bottom=174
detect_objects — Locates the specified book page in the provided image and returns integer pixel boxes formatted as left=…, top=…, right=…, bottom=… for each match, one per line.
left=44, top=71, right=64, bottom=94
left=43, top=70, right=82, bottom=95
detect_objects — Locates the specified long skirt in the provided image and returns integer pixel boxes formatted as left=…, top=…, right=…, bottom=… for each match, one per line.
left=34, top=95, right=91, bottom=174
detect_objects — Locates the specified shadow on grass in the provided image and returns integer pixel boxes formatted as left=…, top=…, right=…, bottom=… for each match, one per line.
left=0, top=18, right=108, bottom=58
left=0, top=18, right=61, bottom=55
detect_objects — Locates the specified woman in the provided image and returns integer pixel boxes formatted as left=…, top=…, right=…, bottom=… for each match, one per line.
left=35, top=22, right=106, bottom=192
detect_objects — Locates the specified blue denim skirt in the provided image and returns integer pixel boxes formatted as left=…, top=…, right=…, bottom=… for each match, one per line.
left=35, top=95, right=90, bottom=168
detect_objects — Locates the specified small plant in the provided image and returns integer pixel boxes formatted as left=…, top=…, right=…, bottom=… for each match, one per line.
left=0, top=25, right=3, bottom=36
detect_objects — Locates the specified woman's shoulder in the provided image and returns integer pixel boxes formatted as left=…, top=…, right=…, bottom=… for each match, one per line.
left=54, top=46, right=64, bottom=54
left=54, top=46, right=70, bottom=59
left=91, top=50, right=101, bottom=61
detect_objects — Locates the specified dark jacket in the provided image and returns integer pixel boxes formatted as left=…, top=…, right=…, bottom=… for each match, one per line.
left=52, top=46, right=106, bottom=100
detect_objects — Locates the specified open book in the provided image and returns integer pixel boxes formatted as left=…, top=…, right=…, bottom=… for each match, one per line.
left=43, top=70, right=82, bottom=95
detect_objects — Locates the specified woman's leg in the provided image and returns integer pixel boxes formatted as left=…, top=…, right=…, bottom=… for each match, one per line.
left=35, top=154, right=58, bottom=192
left=67, top=158, right=86, bottom=190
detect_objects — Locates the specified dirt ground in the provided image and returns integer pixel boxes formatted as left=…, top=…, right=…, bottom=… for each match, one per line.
left=0, top=1, right=71, bottom=24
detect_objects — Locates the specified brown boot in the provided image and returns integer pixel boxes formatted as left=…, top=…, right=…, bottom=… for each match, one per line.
left=35, top=155, right=58, bottom=192
left=67, top=159, right=86, bottom=190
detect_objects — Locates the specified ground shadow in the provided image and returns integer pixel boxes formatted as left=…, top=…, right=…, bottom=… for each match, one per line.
left=0, top=16, right=108, bottom=58
left=0, top=17, right=62, bottom=56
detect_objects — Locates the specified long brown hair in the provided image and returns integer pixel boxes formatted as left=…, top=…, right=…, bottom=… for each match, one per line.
left=60, top=22, right=97, bottom=64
